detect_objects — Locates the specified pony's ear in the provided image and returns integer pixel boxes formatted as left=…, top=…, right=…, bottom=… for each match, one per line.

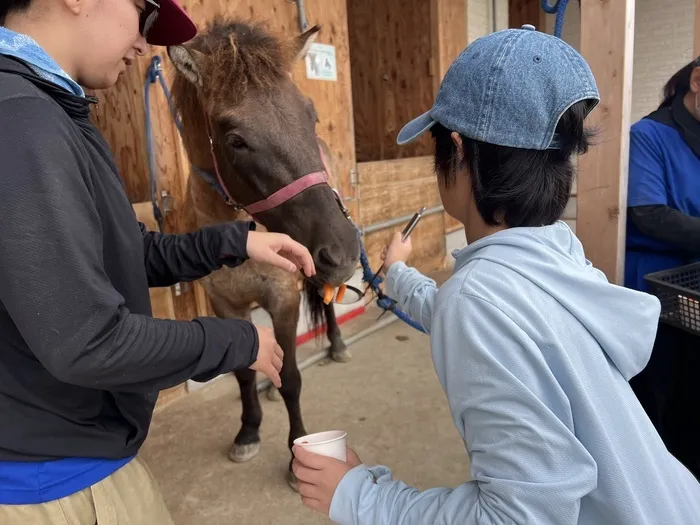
left=291, top=25, right=321, bottom=62
left=167, top=45, right=208, bottom=87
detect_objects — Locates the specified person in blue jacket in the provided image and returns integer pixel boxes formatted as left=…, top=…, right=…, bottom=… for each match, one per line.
left=290, top=26, right=700, bottom=525
left=626, top=57, right=700, bottom=479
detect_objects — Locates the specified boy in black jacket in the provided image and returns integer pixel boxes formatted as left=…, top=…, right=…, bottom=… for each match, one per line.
left=0, top=0, right=315, bottom=521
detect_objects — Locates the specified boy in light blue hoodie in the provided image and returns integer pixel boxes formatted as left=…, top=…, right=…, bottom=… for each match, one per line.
left=292, top=24, right=700, bottom=525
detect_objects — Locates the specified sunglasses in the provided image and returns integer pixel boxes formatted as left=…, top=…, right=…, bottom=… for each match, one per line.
left=140, top=0, right=160, bottom=39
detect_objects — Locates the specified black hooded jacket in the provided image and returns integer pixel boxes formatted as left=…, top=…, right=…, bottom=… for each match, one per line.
left=0, top=54, right=259, bottom=461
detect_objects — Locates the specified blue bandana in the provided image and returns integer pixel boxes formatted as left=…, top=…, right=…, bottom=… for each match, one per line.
left=0, top=26, right=85, bottom=97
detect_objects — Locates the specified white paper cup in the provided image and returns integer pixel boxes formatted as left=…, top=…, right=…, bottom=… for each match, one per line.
left=293, top=430, right=347, bottom=462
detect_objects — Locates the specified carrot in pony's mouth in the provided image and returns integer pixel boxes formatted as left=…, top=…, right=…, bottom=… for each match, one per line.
left=320, top=284, right=353, bottom=305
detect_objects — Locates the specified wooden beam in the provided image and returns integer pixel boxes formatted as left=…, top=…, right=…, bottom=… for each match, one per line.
left=577, top=0, right=635, bottom=284
left=431, top=0, right=468, bottom=235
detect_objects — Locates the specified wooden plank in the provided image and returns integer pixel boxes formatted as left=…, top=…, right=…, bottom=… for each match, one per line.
left=578, top=0, right=635, bottom=284
left=509, top=0, right=547, bottom=30
left=357, top=157, right=441, bottom=226
left=347, top=0, right=434, bottom=162
left=431, top=0, right=467, bottom=236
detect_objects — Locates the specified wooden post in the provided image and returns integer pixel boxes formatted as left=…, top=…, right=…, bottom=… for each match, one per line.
left=431, top=0, right=468, bottom=235
left=577, top=0, right=635, bottom=284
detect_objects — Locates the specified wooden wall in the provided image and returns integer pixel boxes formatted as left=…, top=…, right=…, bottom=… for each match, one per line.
left=347, top=0, right=435, bottom=162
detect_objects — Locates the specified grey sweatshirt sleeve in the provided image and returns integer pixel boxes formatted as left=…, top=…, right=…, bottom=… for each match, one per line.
left=0, top=96, right=258, bottom=392
left=628, top=205, right=700, bottom=254
left=139, top=220, right=255, bottom=287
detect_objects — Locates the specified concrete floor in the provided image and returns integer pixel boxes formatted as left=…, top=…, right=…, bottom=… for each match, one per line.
left=141, top=301, right=469, bottom=524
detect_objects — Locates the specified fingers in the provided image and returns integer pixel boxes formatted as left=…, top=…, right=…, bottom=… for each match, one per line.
left=247, top=232, right=316, bottom=276
left=274, top=343, right=284, bottom=360
left=292, top=458, right=321, bottom=481
left=297, top=480, right=322, bottom=500
left=293, top=445, right=330, bottom=470
left=268, top=367, right=282, bottom=389
left=280, top=238, right=316, bottom=277
left=300, top=496, right=324, bottom=513
left=264, top=251, right=300, bottom=273
left=272, top=352, right=283, bottom=373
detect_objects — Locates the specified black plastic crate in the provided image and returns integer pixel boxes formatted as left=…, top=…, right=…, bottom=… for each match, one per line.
left=644, top=262, right=700, bottom=336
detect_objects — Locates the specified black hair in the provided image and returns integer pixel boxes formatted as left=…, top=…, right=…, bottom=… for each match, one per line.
left=431, top=99, right=596, bottom=229
left=0, top=0, right=33, bottom=24
left=659, top=56, right=700, bottom=109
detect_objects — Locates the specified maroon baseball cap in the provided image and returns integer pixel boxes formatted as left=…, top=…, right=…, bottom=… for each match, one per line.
left=145, top=0, right=197, bottom=46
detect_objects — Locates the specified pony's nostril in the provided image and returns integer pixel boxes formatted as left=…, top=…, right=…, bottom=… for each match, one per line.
left=314, top=246, right=343, bottom=269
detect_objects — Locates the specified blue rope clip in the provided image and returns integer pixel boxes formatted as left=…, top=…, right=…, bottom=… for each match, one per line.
left=355, top=227, right=427, bottom=334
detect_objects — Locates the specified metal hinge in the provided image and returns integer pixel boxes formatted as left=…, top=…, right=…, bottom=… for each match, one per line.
left=160, top=190, right=175, bottom=214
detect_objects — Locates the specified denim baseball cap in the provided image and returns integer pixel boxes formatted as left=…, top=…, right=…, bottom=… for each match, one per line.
left=397, top=24, right=600, bottom=150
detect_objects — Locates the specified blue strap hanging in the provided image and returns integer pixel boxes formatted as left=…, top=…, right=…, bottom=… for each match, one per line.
left=541, top=0, right=571, bottom=39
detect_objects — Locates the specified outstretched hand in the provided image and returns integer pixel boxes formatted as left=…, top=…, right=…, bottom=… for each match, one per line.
left=246, top=231, right=316, bottom=277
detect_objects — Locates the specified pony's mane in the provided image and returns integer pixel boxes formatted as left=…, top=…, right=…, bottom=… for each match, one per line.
left=171, top=19, right=294, bottom=117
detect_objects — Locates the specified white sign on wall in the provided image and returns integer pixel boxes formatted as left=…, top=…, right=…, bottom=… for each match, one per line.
left=305, top=43, right=337, bottom=82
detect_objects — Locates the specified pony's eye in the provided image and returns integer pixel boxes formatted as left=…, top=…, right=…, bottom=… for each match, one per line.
left=227, top=133, right=247, bottom=149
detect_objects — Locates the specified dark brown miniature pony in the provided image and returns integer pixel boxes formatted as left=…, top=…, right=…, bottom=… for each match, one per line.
left=167, top=19, right=360, bottom=488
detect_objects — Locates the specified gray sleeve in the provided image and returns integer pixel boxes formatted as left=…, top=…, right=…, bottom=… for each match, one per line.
left=629, top=205, right=700, bottom=254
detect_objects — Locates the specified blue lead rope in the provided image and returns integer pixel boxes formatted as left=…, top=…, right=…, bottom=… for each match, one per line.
left=355, top=227, right=427, bottom=334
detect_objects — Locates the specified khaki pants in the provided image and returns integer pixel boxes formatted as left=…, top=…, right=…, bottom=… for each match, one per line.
left=0, top=456, right=174, bottom=525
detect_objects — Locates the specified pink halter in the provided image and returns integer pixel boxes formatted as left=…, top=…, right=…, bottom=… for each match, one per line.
left=203, top=113, right=331, bottom=218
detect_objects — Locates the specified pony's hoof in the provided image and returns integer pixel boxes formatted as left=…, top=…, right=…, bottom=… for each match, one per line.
left=266, top=387, right=283, bottom=402
left=331, top=347, right=352, bottom=363
left=228, top=442, right=260, bottom=463
left=286, top=470, right=299, bottom=492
